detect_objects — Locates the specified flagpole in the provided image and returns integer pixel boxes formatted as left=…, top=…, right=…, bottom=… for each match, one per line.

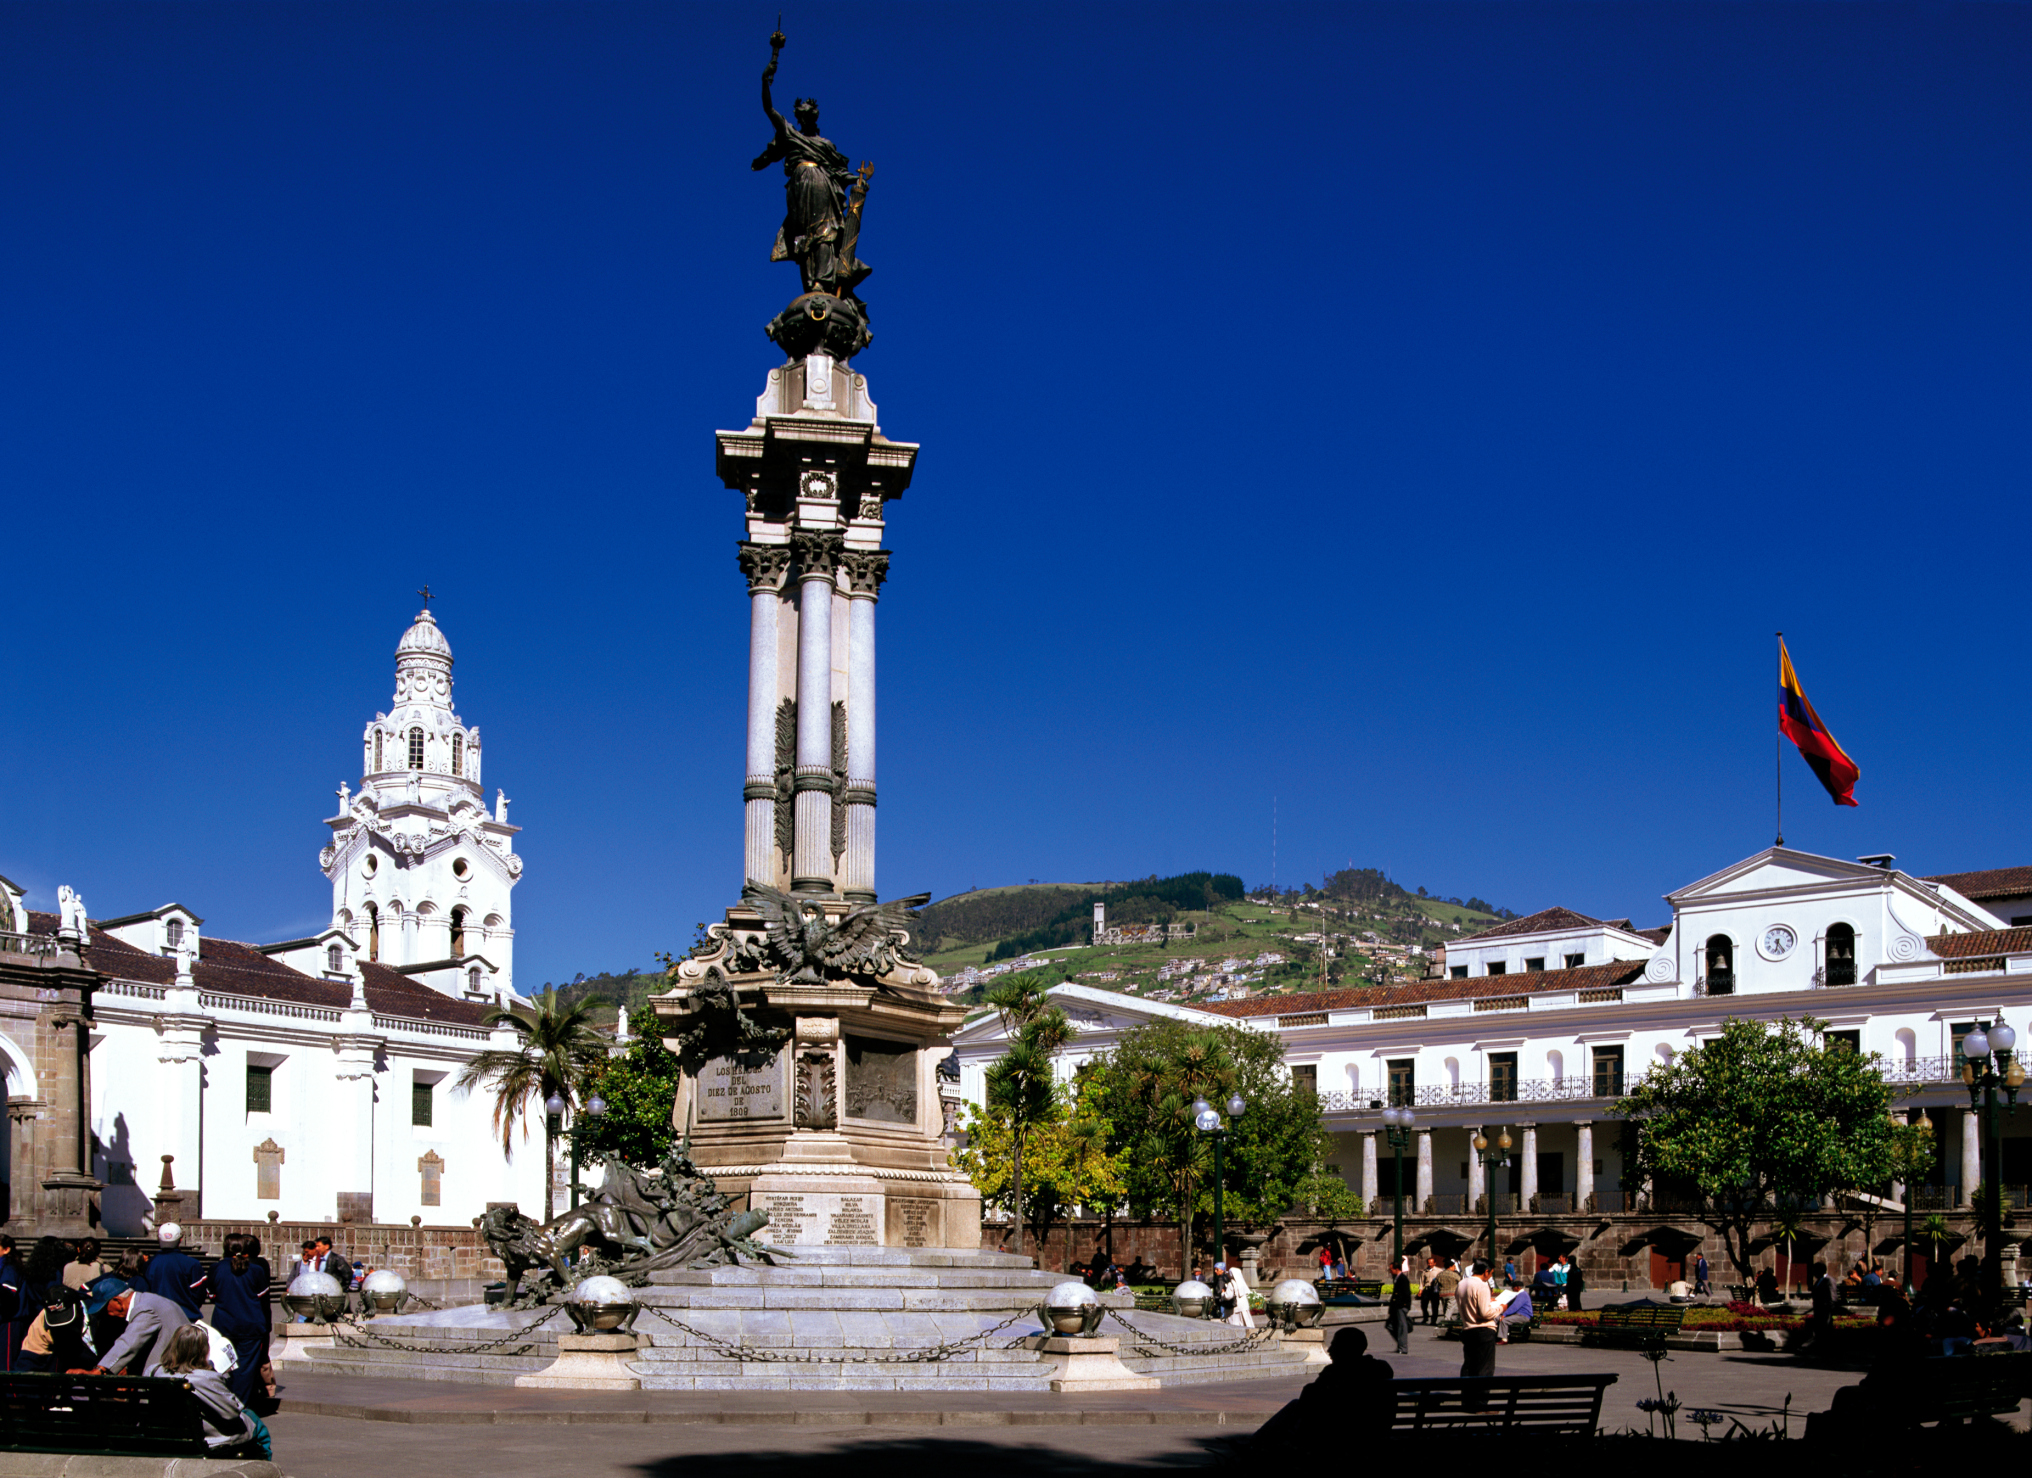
left=1775, top=631, right=1784, bottom=848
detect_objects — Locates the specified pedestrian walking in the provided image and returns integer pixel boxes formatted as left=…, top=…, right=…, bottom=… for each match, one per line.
left=1456, top=1259, right=1500, bottom=1378
left=1386, top=1258, right=1414, bottom=1355
left=1431, top=1258, right=1461, bottom=1324
left=211, top=1234, right=274, bottom=1412
left=1693, top=1252, right=1710, bottom=1296
left=1566, top=1256, right=1587, bottom=1313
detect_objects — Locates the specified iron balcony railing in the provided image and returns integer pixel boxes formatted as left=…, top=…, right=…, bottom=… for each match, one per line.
left=1318, top=1076, right=1641, bottom=1113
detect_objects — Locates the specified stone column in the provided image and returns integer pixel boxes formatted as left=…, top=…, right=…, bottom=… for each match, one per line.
left=330, top=1011, right=380, bottom=1224
left=738, top=543, right=792, bottom=886
left=1415, top=1129, right=1433, bottom=1212
left=1962, top=1107, right=1981, bottom=1208
left=790, top=533, right=842, bottom=893
left=157, top=972, right=206, bottom=1222
left=1575, top=1121, right=1595, bottom=1211
left=1359, top=1131, right=1379, bottom=1211
left=1466, top=1126, right=1486, bottom=1211
left=1520, top=1124, right=1539, bottom=1207
left=838, top=550, right=888, bottom=903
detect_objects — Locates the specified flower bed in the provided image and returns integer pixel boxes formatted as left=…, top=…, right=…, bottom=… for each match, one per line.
left=1539, top=1300, right=1873, bottom=1334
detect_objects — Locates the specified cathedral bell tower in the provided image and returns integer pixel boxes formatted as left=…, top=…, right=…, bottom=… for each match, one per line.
left=319, top=602, right=522, bottom=1000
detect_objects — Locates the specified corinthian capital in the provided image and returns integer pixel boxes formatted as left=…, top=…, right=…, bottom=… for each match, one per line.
left=790, top=530, right=845, bottom=580
left=839, top=549, right=891, bottom=597
left=737, top=541, right=794, bottom=593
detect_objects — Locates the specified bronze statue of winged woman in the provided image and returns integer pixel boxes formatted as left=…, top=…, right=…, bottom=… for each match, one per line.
left=742, top=882, right=929, bottom=986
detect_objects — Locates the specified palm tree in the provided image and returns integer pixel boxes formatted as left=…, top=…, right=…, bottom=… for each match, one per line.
left=454, top=988, right=610, bottom=1222
left=1918, top=1213, right=1954, bottom=1286
left=984, top=973, right=1073, bottom=1258
left=1768, top=1206, right=1809, bottom=1294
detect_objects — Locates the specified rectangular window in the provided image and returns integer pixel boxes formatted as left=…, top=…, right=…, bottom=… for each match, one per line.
left=1449, top=964, right=1468, bottom=980
left=246, top=1065, right=273, bottom=1114
left=1291, top=1064, right=1317, bottom=1097
left=1486, top=961, right=1507, bottom=976
left=1387, top=1058, right=1415, bottom=1106
left=1828, top=1030, right=1861, bottom=1053
left=411, top=1080, right=434, bottom=1127
left=1591, top=1045, right=1624, bottom=1098
left=1489, top=1051, right=1518, bottom=1101
left=1565, top=953, right=1586, bottom=969
left=1523, top=957, right=1545, bottom=973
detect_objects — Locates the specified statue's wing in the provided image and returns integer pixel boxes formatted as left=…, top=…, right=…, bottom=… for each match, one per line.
left=820, top=893, right=931, bottom=968
left=742, top=882, right=799, bottom=964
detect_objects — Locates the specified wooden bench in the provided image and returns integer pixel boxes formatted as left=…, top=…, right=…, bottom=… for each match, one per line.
left=0, top=1372, right=214, bottom=1458
left=1387, top=1375, right=1618, bottom=1433
left=1910, top=1352, right=2031, bottom=1425
left=1588, top=1304, right=1687, bottom=1346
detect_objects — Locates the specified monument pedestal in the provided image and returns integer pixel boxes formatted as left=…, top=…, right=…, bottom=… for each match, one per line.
left=655, top=940, right=982, bottom=1250
left=514, top=1332, right=642, bottom=1390
left=1282, top=1326, right=1331, bottom=1367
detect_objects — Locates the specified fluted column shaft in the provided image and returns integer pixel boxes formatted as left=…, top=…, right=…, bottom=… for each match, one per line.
left=1520, top=1124, right=1540, bottom=1206
left=839, top=551, right=887, bottom=903
left=1575, top=1121, right=1595, bottom=1211
left=791, top=534, right=841, bottom=893
left=1962, top=1107, right=1981, bottom=1208
left=1360, top=1131, right=1379, bottom=1211
left=738, top=544, right=790, bottom=886
left=1467, top=1126, right=1486, bottom=1210
left=1415, top=1129, right=1433, bottom=1212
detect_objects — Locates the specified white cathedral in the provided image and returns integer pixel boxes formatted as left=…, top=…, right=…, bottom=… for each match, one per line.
left=9, top=606, right=548, bottom=1233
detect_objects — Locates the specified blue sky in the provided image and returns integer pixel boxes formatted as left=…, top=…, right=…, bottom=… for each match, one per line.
left=3, top=2, right=2027, bottom=987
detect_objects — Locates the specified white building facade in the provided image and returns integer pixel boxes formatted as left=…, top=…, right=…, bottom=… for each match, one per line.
left=955, top=847, right=2032, bottom=1250
left=26, top=607, right=546, bottom=1234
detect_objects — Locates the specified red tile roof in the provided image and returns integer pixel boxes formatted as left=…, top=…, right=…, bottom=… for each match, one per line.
left=1194, top=959, right=1651, bottom=1019
left=55, top=912, right=494, bottom=1026
left=1925, top=866, right=2032, bottom=902
left=1457, top=906, right=1606, bottom=943
left=1925, top=927, right=2032, bottom=959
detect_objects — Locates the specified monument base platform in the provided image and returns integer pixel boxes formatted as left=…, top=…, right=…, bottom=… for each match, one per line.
left=514, top=1331, right=642, bottom=1390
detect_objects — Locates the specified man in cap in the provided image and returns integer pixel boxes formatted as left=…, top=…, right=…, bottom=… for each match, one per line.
left=141, top=1224, right=209, bottom=1322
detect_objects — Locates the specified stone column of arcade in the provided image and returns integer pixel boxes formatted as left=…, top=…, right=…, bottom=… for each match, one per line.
left=790, top=532, right=841, bottom=894
left=1575, top=1121, right=1595, bottom=1210
left=1415, top=1129, right=1434, bottom=1211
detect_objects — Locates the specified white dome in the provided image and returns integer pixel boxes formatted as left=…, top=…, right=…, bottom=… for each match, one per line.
left=1045, top=1280, right=1098, bottom=1308
left=1172, top=1280, right=1213, bottom=1300
left=288, top=1271, right=344, bottom=1297
left=570, top=1275, right=636, bottom=1305
left=361, top=1270, right=407, bottom=1295
left=396, top=609, right=452, bottom=662
left=1271, top=1278, right=1321, bottom=1306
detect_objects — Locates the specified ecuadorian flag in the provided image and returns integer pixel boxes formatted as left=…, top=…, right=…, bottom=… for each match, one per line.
left=1779, top=641, right=1860, bottom=807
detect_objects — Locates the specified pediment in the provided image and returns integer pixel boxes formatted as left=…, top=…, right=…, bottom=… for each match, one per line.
left=1669, top=848, right=1893, bottom=903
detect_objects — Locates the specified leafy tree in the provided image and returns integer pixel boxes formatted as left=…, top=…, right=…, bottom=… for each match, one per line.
left=1614, top=1015, right=1893, bottom=1288
left=953, top=1077, right=1123, bottom=1249
left=572, top=1006, right=684, bottom=1172
left=1085, top=1018, right=1334, bottom=1274
left=982, top=973, right=1073, bottom=1256
left=454, top=987, right=612, bottom=1222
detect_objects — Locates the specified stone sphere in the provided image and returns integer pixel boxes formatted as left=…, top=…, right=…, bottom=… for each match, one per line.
left=288, top=1271, right=344, bottom=1298
left=570, top=1276, right=636, bottom=1307
left=360, top=1270, right=407, bottom=1312
left=282, top=1270, right=346, bottom=1320
left=1171, top=1279, right=1214, bottom=1318
left=1046, top=1281, right=1099, bottom=1310
left=1271, top=1279, right=1321, bottom=1307
left=1270, top=1277, right=1325, bottom=1328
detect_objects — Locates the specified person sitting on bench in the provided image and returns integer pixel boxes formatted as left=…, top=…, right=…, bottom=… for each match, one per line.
left=145, top=1325, right=266, bottom=1460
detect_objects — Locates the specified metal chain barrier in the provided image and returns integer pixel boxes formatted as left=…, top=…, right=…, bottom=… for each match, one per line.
left=635, top=1305, right=1038, bottom=1365
left=1102, top=1307, right=1282, bottom=1357
left=326, top=1305, right=565, bottom=1356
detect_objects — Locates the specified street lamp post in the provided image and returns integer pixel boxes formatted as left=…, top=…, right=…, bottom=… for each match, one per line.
left=544, top=1091, right=567, bottom=1223
left=1959, top=1021, right=2021, bottom=1312
left=1194, top=1092, right=1248, bottom=1269
left=1473, top=1127, right=1514, bottom=1264
left=1381, top=1104, right=1418, bottom=1270
left=570, top=1094, right=609, bottom=1213
left=1899, top=1109, right=1933, bottom=1297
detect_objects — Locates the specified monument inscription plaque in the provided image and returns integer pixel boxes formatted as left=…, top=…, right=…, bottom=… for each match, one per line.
left=699, top=1051, right=786, bottom=1121
left=844, top=1035, right=917, bottom=1124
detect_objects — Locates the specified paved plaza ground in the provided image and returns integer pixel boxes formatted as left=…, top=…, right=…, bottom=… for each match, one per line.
left=262, top=1320, right=1977, bottom=1476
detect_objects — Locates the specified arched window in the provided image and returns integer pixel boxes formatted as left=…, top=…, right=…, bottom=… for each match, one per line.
left=1705, top=935, right=1734, bottom=995
left=452, top=733, right=463, bottom=777
left=449, top=907, right=466, bottom=957
left=374, top=731, right=384, bottom=771
left=1826, top=923, right=1857, bottom=986
left=365, top=902, right=380, bottom=963
left=165, top=919, right=184, bottom=950
left=468, top=967, right=482, bottom=994
left=408, top=727, right=425, bottom=770
left=327, top=944, right=343, bottom=972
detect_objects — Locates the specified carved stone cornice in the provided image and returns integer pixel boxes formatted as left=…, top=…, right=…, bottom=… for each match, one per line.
left=736, top=541, right=794, bottom=594
left=839, top=549, right=890, bottom=598
left=789, top=530, right=845, bottom=581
